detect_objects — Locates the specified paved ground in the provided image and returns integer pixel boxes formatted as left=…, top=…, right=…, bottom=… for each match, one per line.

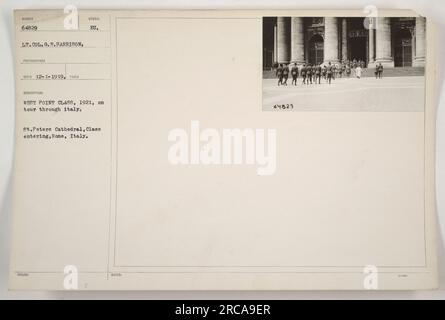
left=262, top=76, right=425, bottom=112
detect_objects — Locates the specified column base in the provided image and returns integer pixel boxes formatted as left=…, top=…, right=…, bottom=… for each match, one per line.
left=413, top=57, right=425, bottom=67
left=375, top=58, right=394, bottom=68
left=367, top=60, right=376, bottom=68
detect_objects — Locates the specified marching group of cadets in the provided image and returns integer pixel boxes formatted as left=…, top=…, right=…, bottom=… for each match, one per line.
left=275, top=61, right=384, bottom=86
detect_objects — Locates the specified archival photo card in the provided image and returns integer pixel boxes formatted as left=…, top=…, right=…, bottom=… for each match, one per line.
left=9, top=9, right=438, bottom=291
left=262, top=17, right=426, bottom=112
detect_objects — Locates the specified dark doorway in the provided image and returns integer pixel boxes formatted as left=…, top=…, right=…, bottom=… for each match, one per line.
left=394, top=29, right=412, bottom=67
left=348, top=18, right=368, bottom=65
left=349, top=37, right=367, bottom=64
left=308, top=35, right=324, bottom=65
left=262, top=17, right=276, bottom=70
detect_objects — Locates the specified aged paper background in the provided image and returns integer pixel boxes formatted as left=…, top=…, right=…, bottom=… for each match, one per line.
left=1, top=1, right=444, bottom=298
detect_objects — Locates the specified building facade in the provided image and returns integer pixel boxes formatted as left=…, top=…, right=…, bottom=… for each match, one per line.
left=263, top=17, right=426, bottom=69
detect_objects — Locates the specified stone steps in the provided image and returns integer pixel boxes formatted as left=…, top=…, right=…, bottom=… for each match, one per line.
left=361, top=67, right=425, bottom=77
left=262, top=67, right=425, bottom=79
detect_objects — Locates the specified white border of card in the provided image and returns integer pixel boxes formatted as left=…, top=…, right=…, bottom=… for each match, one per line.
left=10, top=9, right=438, bottom=290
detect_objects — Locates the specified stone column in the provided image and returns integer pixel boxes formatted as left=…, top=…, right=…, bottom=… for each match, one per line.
left=291, top=17, right=305, bottom=64
left=277, top=17, right=291, bottom=63
left=273, top=24, right=278, bottom=63
left=413, top=17, right=426, bottom=67
left=341, top=18, right=348, bottom=62
left=368, top=22, right=375, bottom=64
left=375, top=17, right=394, bottom=67
left=323, top=17, right=339, bottom=64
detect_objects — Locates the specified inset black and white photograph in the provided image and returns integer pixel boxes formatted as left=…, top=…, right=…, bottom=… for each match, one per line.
left=262, top=17, right=426, bottom=111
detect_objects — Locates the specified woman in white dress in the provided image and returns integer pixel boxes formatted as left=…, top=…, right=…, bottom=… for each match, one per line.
left=355, top=65, right=362, bottom=79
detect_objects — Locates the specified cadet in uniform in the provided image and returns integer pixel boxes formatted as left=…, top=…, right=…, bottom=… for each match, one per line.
left=291, top=63, right=299, bottom=86
left=282, top=63, right=289, bottom=85
left=301, top=64, right=307, bottom=84
left=312, top=65, right=317, bottom=84
left=378, top=63, right=383, bottom=79
left=306, top=64, right=312, bottom=85
left=315, top=64, right=322, bottom=84
left=326, top=62, right=333, bottom=84
left=276, top=64, right=283, bottom=86
left=346, top=63, right=351, bottom=78
left=338, top=63, right=344, bottom=78
left=322, top=65, right=327, bottom=80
